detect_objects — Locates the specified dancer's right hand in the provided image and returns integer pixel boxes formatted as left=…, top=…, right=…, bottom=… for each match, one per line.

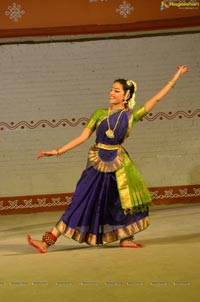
left=37, top=149, right=57, bottom=159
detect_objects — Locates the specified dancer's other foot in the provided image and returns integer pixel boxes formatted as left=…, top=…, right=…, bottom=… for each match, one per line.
left=27, top=235, right=48, bottom=254
left=120, top=236, right=143, bottom=248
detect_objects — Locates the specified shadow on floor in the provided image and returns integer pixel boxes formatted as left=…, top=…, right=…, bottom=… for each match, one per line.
left=1, top=232, right=200, bottom=256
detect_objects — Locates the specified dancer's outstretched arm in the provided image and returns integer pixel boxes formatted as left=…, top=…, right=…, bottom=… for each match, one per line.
left=37, top=127, right=93, bottom=159
left=144, top=65, right=190, bottom=113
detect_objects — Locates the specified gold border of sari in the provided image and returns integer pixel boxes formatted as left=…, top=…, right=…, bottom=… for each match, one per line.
left=115, top=109, right=152, bottom=212
left=56, top=215, right=150, bottom=246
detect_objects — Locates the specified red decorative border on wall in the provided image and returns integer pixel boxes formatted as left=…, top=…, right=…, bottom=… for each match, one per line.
left=144, top=109, right=200, bottom=121
left=0, top=118, right=88, bottom=131
left=0, top=184, right=199, bottom=215
left=0, top=109, right=199, bottom=131
left=150, top=184, right=200, bottom=205
left=0, top=193, right=73, bottom=215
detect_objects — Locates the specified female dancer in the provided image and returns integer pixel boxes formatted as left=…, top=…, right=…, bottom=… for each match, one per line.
left=27, top=65, right=190, bottom=253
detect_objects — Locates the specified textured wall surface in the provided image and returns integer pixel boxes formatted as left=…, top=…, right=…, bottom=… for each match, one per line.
left=0, top=32, right=200, bottom=201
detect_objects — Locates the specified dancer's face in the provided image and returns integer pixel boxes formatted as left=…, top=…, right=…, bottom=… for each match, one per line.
left=109, top=82, right=125, bottom=107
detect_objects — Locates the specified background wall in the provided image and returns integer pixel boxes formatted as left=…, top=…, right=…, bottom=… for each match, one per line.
left=0, top=0, right=200, bottom=38
left=0, top=31, right=200, bottom=213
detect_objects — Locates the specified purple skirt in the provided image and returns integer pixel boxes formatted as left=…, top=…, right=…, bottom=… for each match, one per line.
left=56, top=166, right=150, bottom=246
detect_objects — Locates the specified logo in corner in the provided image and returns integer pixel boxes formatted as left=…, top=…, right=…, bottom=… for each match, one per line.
left=160, top=0, right=200, bottom=10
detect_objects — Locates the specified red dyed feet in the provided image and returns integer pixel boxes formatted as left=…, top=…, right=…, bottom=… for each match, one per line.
left=120, top=237, right=143, bottom=248
left=27, top=235, right=47, bottom=254
left=120, top=242, right=143, bottom=248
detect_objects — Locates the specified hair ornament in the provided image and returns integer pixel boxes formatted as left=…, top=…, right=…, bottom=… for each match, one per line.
left=126, top=80, right=137, bottom=92
left=126, top=80, right=137, bottom=109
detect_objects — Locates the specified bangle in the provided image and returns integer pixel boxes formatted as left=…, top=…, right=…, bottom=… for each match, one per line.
left=168, top=81, right=175, bottom=88
left=56, top=148, right=62, bottom=157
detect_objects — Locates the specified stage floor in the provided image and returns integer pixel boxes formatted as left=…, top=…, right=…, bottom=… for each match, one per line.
left=0, top=203, right=200, bottom=302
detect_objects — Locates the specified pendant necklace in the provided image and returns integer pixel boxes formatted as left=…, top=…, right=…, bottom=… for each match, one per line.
left=105, top=108, right=125, bottom=138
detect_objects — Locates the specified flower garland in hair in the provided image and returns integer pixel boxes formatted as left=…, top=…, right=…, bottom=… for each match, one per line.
left=125, top=80, right=137, bottom=109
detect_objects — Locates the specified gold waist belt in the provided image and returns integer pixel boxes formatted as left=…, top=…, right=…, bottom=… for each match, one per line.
left=95, top=143, right=122, bottom=150
left=89, top=143, right=123, bottom=173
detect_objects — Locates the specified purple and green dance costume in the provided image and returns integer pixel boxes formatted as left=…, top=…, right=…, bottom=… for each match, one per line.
left=56, top=106, right=152, bottom=245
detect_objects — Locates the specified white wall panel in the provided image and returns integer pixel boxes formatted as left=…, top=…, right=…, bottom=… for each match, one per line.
left=0, top=32, right=199, bottom=197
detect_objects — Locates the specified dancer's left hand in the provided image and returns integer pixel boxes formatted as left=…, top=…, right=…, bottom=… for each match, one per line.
left=175, top=65, right=190, bottom=80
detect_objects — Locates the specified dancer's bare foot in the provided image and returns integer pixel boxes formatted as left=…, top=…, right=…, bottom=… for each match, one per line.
left=27, top=235, right=48, bottom=254
left=120, top=237, right=143, bottom=248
